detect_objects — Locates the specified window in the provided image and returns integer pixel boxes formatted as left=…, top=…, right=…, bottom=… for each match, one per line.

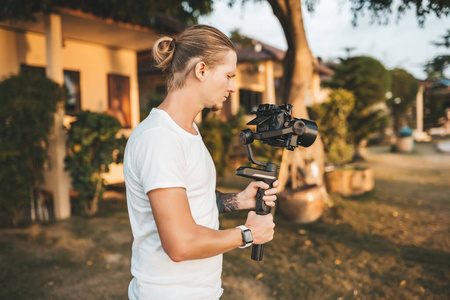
left=239, top=89, right=262, bottom=113
left=20, top=64, right=81, bottom=115
left=107, top=74, right=131, bottom=128
left=64, top=70, right=81, bottom=115
left=21, top=64, right=46, bottom=76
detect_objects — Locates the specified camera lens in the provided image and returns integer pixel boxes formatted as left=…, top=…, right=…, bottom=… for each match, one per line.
left=293, top=120, right=306, bottom=135
left=296, top=119, right=318, bottom=147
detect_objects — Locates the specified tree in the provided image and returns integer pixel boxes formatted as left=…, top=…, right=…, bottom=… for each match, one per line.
left=259, top=0, right=324, bottom=190
left=328, top=56, right=390, bottom=160
left=425, top=29, right=450, bottom=80
left=388, top=68, right=419, bottom=133
left=423, top=29, right=450, bottom=129
left=0, top=0, right=211, bottom=26
left=246, top=0, right=449, bottom=189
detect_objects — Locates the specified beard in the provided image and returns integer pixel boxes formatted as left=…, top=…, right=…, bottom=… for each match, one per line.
left=211, top=104, right=221, bottom=112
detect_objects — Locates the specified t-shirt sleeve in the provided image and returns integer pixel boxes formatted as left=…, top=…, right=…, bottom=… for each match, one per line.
left=135, top=128, right=187, bottom=194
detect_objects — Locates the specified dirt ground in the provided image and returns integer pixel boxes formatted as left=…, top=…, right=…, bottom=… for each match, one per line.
left=0, top=141, right=449, bottom=299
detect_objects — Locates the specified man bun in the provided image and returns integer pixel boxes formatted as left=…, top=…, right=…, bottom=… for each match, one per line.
left=152, top=36, right=176, bottom=71
left=152, top=25, right=236, bottom=92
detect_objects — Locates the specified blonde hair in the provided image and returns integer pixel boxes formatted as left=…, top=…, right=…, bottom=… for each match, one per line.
left=152, top=25, right=236, bottom=92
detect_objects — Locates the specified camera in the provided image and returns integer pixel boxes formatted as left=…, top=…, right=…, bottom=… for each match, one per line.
left=239, top=104, right=318, bottom=150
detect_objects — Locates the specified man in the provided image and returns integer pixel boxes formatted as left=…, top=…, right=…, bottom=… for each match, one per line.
left=124, top=25, right=278, bottom=299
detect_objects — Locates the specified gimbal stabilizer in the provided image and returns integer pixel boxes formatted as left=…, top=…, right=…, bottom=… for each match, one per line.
left=236, top=104, right=318, bottom=261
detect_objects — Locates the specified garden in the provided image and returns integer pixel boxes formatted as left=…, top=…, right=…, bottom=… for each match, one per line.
left=0, top=35, right=448, bottom=299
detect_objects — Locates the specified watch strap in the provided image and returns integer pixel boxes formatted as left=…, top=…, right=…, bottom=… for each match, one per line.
left=236, top=225, right=253, bottom=248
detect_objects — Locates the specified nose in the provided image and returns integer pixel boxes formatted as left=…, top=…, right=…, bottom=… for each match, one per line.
left=228, top=78, right=236, bottom=94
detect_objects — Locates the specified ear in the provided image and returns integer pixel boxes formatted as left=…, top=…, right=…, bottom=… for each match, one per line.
left=193, top=61, right=207, bottom=82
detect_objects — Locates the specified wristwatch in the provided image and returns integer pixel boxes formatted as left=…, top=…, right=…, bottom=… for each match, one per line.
left=236, top=225, right=253, bottom=248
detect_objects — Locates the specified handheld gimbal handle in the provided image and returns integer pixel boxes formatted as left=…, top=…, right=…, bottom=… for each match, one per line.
left=236, top=162, right=278, bottom=261
left=252, top=178, right=276, bottom=261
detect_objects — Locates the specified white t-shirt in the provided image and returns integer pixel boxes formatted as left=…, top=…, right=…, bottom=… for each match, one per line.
left=123, top=108, right=223, bottom=300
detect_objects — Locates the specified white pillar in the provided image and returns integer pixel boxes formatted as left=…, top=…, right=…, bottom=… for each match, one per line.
left=43, top=13, right=71, bottom=220
left=416, top=85, right=425, bottom=133
left=264, top=61, right=276, bottom=105
left=230, top=67, right=241, bottom=116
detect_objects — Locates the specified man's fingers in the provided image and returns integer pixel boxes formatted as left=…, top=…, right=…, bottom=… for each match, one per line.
left=264, top=188, right=278, bottom=196
left=263, top=195, right=277, bottom=202
left=252, top=180, right=280, bottom=191
left=252, top=181, right=270, bottom=190
left=264, top=201, right=276, bottom=207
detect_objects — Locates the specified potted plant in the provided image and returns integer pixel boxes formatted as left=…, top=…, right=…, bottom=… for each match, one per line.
left=309, top=88, right=375, bottom=197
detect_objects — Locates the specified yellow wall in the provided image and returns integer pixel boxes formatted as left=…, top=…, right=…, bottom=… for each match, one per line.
left=225, top=60, right=277, bottom=118
left=0, top=27, right=140, bottom=184
left=237, top=61, right=266, bottom=92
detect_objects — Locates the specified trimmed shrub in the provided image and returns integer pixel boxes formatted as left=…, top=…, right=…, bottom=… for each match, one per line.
left=64, top=111, right=127, bottom=216
left=309, top=88, right=355, bottom=165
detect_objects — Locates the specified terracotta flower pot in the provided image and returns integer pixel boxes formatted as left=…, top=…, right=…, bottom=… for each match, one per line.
left=324, top=165, right=374, bottom=197
left=278, top=185, right=327, bottom=224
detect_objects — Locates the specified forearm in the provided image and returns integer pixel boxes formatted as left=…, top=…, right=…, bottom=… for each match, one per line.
left=165, top=212, right=274, bottom=261
left=216, top=190, right=253, bottom=213
left=149, top=188, right=245, bottom=261
left=170, top=225, right=243, bottom=261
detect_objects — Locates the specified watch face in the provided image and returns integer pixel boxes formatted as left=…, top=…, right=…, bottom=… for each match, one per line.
left=243, top=230, right=253, bottom=243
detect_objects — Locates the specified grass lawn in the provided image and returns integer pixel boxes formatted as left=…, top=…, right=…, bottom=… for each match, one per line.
left=0, top=142, right=449, bottom=299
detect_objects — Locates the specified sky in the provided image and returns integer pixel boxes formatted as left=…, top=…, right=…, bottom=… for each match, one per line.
left=198, top=0, right=449, bottom=80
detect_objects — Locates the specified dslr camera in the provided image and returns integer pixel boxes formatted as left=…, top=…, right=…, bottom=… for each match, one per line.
left=239, top=104, right=318, bottom=151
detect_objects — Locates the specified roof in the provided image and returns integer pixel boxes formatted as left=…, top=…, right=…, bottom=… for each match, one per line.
left=234, top=40, right=285, bottom=62
left=0, top=8, right=186, bottom=52
left=0, top=8, right=160, bottom=51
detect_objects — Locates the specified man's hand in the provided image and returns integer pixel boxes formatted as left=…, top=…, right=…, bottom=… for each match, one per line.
left=237, top=180, right=279, bottom=210
left=244, top=211, right=275, bottom=244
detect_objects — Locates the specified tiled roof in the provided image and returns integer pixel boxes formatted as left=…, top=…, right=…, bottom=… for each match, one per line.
left=234, top=41, right=285, bottom=62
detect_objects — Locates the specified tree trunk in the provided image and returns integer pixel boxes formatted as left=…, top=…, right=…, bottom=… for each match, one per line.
left=84, top=171, right=103, bottom=217
left=268, top=0, right=325, bottom=191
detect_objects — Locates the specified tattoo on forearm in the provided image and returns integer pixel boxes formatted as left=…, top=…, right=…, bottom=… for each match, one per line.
left=216, top=190, right=239, bottom=213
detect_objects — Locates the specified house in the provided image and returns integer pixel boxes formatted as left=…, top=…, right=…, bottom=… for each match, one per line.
left=310, top=57, right=335, bottom=106
left=420, top=78, right=450, bottom=137
left=1, top=10, right=334, bottom=220
left=224, top=41, right=335, bottom=118
left=0, top=8, right=173, bottom=220
left=224, top=40, right=285, bottom=119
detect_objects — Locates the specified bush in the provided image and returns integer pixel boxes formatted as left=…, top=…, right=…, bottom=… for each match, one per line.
left=309, top=88, right=355, bottom=165
left=0, top=72, right=65, bottom=226
left=199, top=114, right=233, bottom=176
left=64, top=111, right=127, bottom=216
left=199, top=108, right=246, bottom=176
left=388, top=68, right=419, bottom=133
left=140, top=93, right=164, bottom=121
